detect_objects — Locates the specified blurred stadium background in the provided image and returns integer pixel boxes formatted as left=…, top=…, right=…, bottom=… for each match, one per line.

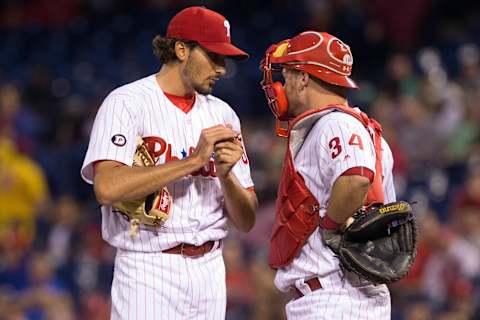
left=0, top=0, right=479, bottom=319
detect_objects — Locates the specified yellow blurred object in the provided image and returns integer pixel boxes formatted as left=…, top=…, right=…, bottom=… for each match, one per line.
left=0, top=137, right=48, bottom=246
left=272, top=42, right=289, bottom=58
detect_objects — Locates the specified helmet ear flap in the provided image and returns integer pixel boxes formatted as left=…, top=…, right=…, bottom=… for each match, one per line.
left=271, top=82, right=289, bottom=120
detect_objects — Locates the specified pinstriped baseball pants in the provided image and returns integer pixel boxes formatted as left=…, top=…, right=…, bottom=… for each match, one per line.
left=111, top=248, right=226, bottom=320
left=286, top=271, right=391, bottom=320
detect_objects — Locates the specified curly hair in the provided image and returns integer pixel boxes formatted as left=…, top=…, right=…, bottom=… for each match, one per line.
left=152, top=36, right=197, bottom=64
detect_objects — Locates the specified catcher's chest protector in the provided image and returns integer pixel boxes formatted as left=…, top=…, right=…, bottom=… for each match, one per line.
left=268, top=150, right=320, bottom=268
left=268, top=105, right=385, bottom=269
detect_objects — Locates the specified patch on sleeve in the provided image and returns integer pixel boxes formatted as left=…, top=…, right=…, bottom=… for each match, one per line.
left=111, top=134, right=126, bottom=146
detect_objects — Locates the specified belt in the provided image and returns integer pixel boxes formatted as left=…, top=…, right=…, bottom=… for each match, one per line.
left=290, top=278, right=322, bottom=300
left=162, top=240, right=217, bottom=258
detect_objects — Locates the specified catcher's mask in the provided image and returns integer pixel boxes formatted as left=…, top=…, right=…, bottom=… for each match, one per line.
left=260, top=31, right=358, bottom=137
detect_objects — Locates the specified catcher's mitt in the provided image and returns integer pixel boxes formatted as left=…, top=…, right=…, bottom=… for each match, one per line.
left=329, top=201, right=418, bottom=284
left=113, top=137, right=172, bottom=237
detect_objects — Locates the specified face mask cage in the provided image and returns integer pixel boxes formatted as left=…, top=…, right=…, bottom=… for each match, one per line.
left=260, top=54, right=283, bottom=118
left=259, top=41, right=293, bottom=137
left=261, top=64, right=290, bottom=136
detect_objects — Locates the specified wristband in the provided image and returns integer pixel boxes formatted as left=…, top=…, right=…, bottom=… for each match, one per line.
left=320, top=214, right=341, bottom=230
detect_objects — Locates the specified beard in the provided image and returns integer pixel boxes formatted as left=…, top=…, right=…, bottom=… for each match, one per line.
left=184, top=57, right=214, bottom=95
left=194, top=82, right=213, bottom=95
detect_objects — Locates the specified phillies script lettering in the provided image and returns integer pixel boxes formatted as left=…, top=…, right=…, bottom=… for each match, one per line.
left=142, top=136, right=217, bottom=177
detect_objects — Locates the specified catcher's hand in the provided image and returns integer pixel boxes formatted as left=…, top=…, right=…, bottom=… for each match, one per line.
left=321, top=228, right=342, bottom=254
left=112, top=137, right=172, bottom=237
left=323, top=201, right=418, bottom=284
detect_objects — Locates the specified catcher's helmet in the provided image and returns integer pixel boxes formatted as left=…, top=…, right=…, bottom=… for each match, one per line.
left=260, top=31, right=357, bottom=136
left=270, top=31, right=357, bottom=88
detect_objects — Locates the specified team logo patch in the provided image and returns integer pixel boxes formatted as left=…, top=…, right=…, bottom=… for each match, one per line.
left=327, top=37, right=353, bottom=74
left=111, top=134, right=126, bottom=146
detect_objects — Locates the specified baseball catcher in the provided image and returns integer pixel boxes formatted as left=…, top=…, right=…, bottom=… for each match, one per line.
left=322, top=200, right=418, bottom=284
left=112, top=137, right=172, bottom=237
left=260, top=29, right=417, bottom=318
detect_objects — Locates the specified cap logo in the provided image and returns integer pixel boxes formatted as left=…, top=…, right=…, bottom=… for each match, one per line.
left=327, top=38, right=353, bottom=70
left=224, top=20, right=230, bottom=38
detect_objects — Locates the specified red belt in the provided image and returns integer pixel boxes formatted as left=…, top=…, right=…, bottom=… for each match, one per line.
left=162, top=240, right=217, bottom=258
left=290, top=278, right=322, bottom=300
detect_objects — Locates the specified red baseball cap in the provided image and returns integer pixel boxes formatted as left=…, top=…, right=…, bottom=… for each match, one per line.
left=269, top=31, right=358, bottom=88
left=166, top=6, right=249, bottom=60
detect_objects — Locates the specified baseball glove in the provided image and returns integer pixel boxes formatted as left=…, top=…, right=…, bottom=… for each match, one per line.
left=325, top=201, right=418, bottom=284
left=113, top=137, right=172, bottom=237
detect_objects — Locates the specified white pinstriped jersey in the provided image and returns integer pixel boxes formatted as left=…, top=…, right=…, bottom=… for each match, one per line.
left=275, top=109, right=396, bottom=292
left=81, top=74, right=254, bottom=252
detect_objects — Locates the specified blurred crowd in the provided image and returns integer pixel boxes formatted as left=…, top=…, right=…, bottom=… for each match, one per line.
left=0, top=0, right=480, bottom=319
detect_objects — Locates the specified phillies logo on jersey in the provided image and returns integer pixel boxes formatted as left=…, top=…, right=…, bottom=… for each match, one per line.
left=142, top=136, right=240, bottom=177
left=111, top=134, right=126, bottom=146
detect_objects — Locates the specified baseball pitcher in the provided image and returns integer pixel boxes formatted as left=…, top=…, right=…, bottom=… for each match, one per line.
left=81, top=7, right=257, bottom=320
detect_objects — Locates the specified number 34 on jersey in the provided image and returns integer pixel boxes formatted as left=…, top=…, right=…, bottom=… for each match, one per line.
left=328, top=133, right=364, bottom=159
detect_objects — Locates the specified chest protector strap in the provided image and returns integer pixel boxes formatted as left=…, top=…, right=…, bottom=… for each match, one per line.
left=268, top=105, right=384, bottom=269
